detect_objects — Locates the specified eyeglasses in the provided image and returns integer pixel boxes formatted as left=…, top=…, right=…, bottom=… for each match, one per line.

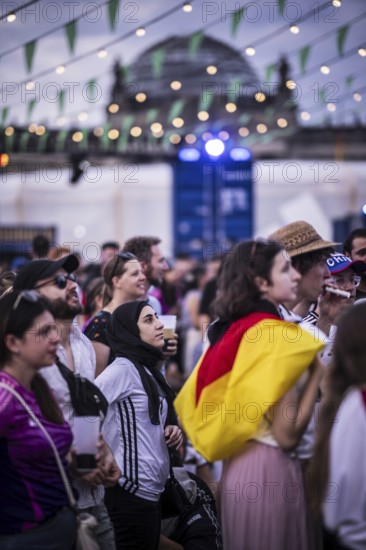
left=13, top=290, right=40, bottom=311
left=331, top=274, right=361, bottom=288
left=34, top=273, right=77, bottom=290
left=110, top=252, right=136, bottom=279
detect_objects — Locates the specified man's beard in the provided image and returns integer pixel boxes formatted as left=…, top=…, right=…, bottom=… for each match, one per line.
left=43, top=294, right=83, bottom=320
left=145, top=264, right=162, bottom=288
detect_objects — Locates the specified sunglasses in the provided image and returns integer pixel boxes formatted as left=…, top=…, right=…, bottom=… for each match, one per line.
left=331, top=274, right=361, bottom=288
left=13, top=290, right=40, bottom=311
left=110, top=252, right=136, bottom=279
left=34, top=273, right=78, bottom=290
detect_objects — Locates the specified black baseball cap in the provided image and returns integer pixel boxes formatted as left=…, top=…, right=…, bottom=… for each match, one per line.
left=13, top=254, right=79, bottom=291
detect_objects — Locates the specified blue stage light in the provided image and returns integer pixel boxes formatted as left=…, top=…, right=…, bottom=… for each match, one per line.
left=178, top=148, right=201, bottom=162
left=205, top=139, right=225, bottom=157
left=362, top=203, right=366, bottom=215
left=229, top=147, right=252, bottom=161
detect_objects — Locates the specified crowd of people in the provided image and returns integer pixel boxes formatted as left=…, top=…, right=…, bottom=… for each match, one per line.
left=0, top=225, right=365, bottom=549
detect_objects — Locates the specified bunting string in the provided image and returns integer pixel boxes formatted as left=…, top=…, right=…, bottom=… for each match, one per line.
left=0, top=0, right=365, bottom=134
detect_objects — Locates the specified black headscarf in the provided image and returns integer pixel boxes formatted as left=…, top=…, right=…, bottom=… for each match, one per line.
left=106, top=301, right=177, bottom=425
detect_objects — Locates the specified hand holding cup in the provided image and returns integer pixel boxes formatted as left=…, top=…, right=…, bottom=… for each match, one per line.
left=72, top=415, right=100, bottom=472
left=159, top=315, right=177, bottom=353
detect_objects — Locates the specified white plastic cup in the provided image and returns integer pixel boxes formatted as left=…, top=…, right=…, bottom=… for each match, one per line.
left=159, top=315, right=177, bottom=351
left=72, top=416, right=100, bottom=471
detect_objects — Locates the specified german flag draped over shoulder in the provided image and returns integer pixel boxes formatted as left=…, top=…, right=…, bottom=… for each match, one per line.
left=174, top=311, right=324, bottom=462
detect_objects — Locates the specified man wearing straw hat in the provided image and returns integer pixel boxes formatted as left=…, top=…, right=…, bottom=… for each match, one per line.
left=269, top=220, right=337, bottom=321
left=268, top=221, right=339, bottom=531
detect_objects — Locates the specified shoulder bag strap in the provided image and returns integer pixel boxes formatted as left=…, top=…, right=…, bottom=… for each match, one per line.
left=0, top=382, right=76, bottom=509
left=167, top=451, right=191, bottom=506
left=55, top=355, right=108, bottom=419
left=55, top=355, right=75, bottom=382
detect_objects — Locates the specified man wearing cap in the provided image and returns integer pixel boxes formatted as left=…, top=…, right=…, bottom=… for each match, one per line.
left=299, top=251, right=366, bottom=340
left=13, top=255, right=118, bottom=550
left=320, top=252, right=366, bottom=341
left=305, top=251, right=366, bottom=372
left=327, top=252, right=366, bottom=290
left=343, top=228, right=366, bottom=300
left=269, top=220, right=336, bottom=319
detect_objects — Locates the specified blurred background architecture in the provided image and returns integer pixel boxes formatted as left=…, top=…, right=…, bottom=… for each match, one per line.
left=1, top=0, right=366, bottom=264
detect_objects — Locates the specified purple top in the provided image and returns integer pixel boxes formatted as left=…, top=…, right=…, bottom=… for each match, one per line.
left=0, top=372, right=74, bottom=534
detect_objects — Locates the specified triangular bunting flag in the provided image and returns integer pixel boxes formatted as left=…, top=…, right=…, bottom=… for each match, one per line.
left=55, top=130, right=68, bottom=152
left=1, top=107, right=9, bottom=127
left=239, top=113, right=251, bottom=124
left=5, top=131, right=15, bottom=150
left=189, top=31, right=204, bottom=57
left=151, top=48, right=165, bottom=79
left=278, top=0, right=286, bottom=16
left=65, top=20, right=77, bottom=54
left=24, top=40, right=37, bottom=72
left=168, top=99, right=186, bottom=122
left=146, top=108, right=159, bottom=124
left=264, top=107, right=274, bottom=122
left=299, top=45, right=311, bottom=74
left=345, top=75, right=354, bottom=89
left=101, top=124, right=111, bottom=149
left=86, top=79, right=99, bottom=102
left=231, top=7, right=245, bottom=37
left=58, top=89, right=66, bottom=113
left=265, top=63, right=277, bottom=82
left=20, top=132, right=31, bottom=151
left=121, top=114, right=135, bottom=132
left=37, top=131, right=49, bottom=152
left=198, top=91, right=214, bottom=112
left=118, top=65, right=129, bottom=81
left=319, top=86, right=326, bottom=103
left=27, top=99, right=36, bottom=121
left=108, top=0, right=120, bottom=31
left=337, top=25, right=349, bottom=56
left=228, top=78, right=241, bottom=102
left=118, top=115, right=135, bottom=152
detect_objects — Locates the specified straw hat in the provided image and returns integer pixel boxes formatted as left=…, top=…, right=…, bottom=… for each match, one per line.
left=269, top=221, right=338, bottom=258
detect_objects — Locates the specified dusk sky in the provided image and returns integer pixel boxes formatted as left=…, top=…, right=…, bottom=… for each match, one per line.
left=1, top=0, right=366, bottom=130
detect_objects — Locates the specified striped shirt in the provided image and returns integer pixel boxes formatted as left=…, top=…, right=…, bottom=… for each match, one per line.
left=95, top=357, right=170, bottom=501
left=302, top=311, right=319, bottom=325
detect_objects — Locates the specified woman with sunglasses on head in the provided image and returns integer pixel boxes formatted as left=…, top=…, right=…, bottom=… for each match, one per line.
left=94, top=301, right=183, bottom=550
left=0, top=291, right=77, bottom=549
left=84, top=252, right=147, bottom=376
left=175, top=240, right=325, bottom=550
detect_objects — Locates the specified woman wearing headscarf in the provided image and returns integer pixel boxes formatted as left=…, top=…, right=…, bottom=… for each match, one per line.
left=94, top=301, right=183, bottom=550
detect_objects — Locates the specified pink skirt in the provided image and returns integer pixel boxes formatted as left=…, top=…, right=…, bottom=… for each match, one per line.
left=218, top=441, right=311, bottom=550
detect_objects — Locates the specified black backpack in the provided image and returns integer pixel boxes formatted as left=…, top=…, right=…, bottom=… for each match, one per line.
left=55, top=357, right=108, bottom=418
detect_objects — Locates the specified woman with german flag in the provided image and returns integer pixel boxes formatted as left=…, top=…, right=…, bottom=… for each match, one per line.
left=174, top=239, right=324, bottom=549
